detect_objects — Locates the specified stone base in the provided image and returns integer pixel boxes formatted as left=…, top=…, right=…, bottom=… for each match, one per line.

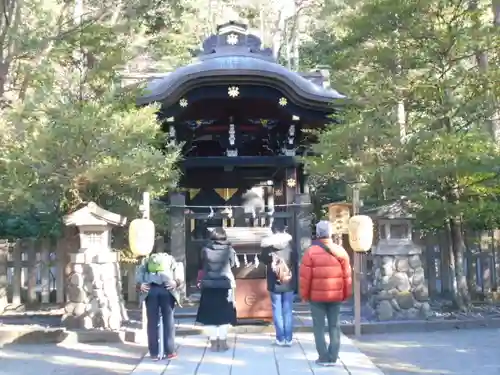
left=63, top=260, right=128, bottom=330
left=369, top=254, right=431, bottom=321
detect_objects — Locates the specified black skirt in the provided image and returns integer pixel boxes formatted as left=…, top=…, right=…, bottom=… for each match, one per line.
left=196, top=288, right=237, bottom=326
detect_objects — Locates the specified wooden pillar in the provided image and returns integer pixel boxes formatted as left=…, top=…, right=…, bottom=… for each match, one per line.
left=293, top=193, right=312, bottom=293
left=266, top=185, right=274, bottom=227
left=12, top=240, right=23, bottom=305
left=294, top=194, right=312, bottom=259
left=285, top=167, right=297, bottom=232
left=26, top=239, right=37, bottom=305
left=298, top=165, right=310, bottom=194
left=169, top=192, right=186, bottom=300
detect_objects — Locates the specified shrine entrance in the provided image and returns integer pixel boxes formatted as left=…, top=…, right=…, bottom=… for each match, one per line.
left=136, top=21, right=344, bottom=319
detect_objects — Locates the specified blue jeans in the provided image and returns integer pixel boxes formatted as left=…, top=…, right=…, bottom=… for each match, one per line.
left=270, top=291, right=294, bottom=342
left=310, top=302, right=341, bottom=362
left=145, top=284, right=176, bottom=356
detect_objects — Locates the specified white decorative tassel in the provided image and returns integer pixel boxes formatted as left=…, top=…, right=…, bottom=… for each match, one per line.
left=243, top=254, right=248, bottom=266
left=221, top=206, right=233, bottom=218
left=253, top=255, right=259, bottom=268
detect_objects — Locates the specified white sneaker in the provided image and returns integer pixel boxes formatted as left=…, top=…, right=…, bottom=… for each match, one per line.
left=275, top=339, right=285, bottom=346
left=284, top=340, right=293, bottom=347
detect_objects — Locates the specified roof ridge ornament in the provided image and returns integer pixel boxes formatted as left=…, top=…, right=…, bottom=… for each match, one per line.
left=198, top=21, right=274, bottom=61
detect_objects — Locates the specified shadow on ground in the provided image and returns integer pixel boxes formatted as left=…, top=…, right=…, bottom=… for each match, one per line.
left=0, top=341, right=145, bottom=375
left=354, top=328, right=500, bottom=375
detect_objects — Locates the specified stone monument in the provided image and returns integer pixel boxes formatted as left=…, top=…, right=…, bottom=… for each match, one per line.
left=368, top=200, right=431, bottom=321
left=62, top=202, right=128, bottom=329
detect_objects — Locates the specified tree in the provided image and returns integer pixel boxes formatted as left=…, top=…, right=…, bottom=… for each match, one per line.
left=305, top=0, right=500, bottom=310
left=0, top=0, right=197, bottom=236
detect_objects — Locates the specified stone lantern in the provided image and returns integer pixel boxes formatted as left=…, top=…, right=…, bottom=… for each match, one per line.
left=62, top=202, right=128, bottom=330
left=368, top=200, right=431, bottom=321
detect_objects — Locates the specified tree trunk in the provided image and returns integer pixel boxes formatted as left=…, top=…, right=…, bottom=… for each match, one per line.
left=445, top=177, right=471, bottom=310
left=443, top=220, right=456, bottom=298
left=494, top=0, right=500, bottom=26
left=469, top=0, right=500, bottom=140
left=449, top=217, right=471, bottom=310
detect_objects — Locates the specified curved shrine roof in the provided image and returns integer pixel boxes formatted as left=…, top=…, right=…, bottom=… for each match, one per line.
left=137, top=21, right=345, bottom=108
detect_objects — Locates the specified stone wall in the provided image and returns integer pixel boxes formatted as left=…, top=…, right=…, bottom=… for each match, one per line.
left=62, top=252, right=128, bottom=330
left=369, top=254, right=431, bottom=320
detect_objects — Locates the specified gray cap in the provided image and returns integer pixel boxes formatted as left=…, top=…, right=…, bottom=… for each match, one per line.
left=316, top=220, right=333, bottom=238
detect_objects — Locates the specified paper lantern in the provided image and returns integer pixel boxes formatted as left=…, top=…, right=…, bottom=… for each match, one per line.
left=128, top=218, right=155, bottom=256
left=348, top=215, right=374, bottom=252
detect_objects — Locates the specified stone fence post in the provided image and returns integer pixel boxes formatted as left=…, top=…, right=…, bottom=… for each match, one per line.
left=62, top=202, right=128, bottom=330
left=367, top=201, right=431, bottom=321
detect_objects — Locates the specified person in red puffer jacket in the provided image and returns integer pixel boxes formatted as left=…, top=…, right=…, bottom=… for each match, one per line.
left=299, top=220, right=352, bottom=367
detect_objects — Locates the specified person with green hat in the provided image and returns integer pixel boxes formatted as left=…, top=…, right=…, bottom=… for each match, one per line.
left=136, top=251, right=183, bottom=360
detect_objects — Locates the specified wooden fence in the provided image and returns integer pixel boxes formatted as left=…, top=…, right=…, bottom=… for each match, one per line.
left=0, top=237, right=141, bottom=311
left=1, top=229, right=500, bottom=311
left=419, top=229, right=500, bottom=299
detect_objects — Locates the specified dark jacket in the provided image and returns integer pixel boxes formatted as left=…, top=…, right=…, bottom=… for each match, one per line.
left=260, top=232, right=296, bottom=293
left=200, top=240, right=236, bottom=289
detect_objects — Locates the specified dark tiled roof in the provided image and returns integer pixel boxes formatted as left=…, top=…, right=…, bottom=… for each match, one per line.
left=137, top=21, right=345, bottom=106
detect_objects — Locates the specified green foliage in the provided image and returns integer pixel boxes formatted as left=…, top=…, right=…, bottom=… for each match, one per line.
left=302, top=0, right=500, bottom=308
left=0, top=211, right=61, bottom=239
left=304, top=0, right=500, bottom=230
left=0, top=0, right=193, bottom=238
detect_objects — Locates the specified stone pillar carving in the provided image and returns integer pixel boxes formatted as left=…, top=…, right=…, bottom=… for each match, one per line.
left=282, top=124, right=296, bottom=156
left=169, top=192, right=186, bottom=300
left=284, top=167, right=297, bottom=234
left=226, top=117, right=238, bottom=157
left=368, top=201, right=430, bottom=321
left=62, top=202, right=128, bottom=330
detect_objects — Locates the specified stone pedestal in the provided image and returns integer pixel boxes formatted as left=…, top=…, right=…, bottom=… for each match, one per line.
left=367, top=201, right=431, bottom=321
left=370, top=249, right=430, bottom=320
left=62, top=202, right=128, bottom=330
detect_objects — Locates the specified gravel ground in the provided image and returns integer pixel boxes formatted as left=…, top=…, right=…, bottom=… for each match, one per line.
left=354, top=328, right=500, bottom=375
left=0, top=342, right=145, bottom=375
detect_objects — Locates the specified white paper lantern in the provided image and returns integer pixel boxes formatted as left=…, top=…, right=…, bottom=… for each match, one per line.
left=348, top=215, right=374, bottom=252
left=128, top=218, right=155, bottom=256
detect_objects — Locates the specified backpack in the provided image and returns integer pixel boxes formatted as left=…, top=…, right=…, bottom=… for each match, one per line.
left=271, top=253, right=292, bottom=284
left=147, top=253, right=165, bottom=273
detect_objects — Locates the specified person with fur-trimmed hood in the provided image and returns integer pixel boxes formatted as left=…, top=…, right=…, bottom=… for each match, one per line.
left=260, top=221, right=296, bottom=347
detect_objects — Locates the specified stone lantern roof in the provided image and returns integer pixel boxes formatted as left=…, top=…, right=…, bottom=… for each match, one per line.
left=365, top=198, right=414, bottom=220
left=64, top=202, right=127, bottom=227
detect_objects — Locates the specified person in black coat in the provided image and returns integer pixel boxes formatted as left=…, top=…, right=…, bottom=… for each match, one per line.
left=196, top=227, right=237, bottom=352
left=260, top=222, right=296, bottom=347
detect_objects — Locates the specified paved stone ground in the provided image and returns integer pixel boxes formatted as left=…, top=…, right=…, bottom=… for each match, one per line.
left=354, top=328, right=500, bottom=375
left=131, top=332, right=384, bottom=375
left=0, top=342, right=144, bottom=375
